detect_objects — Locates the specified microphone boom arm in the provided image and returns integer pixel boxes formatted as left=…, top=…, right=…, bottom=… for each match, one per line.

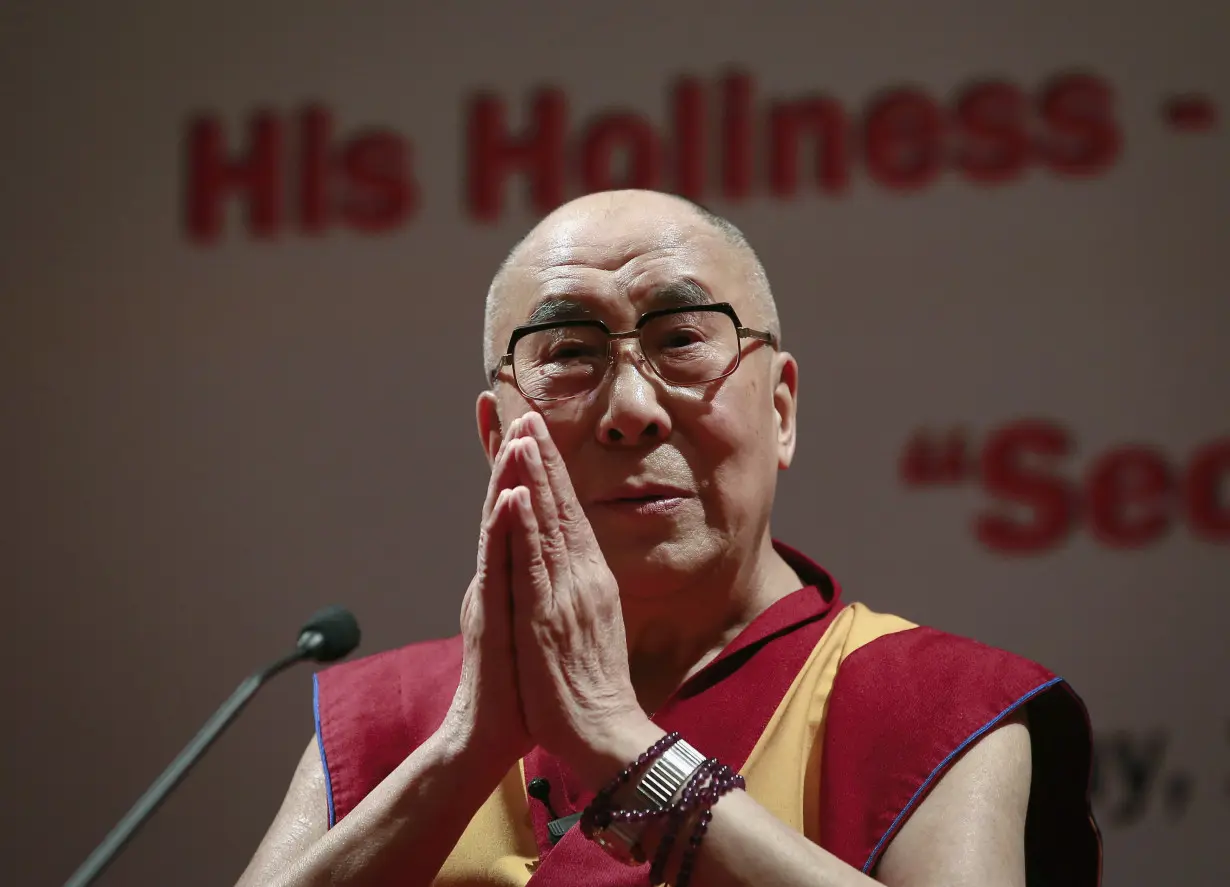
left=62, top=648, right=306, bottom=887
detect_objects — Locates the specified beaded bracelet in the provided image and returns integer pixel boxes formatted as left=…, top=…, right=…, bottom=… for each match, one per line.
left=579, top=731, right=745, bottom=886
left=677, top=767, right=745, bottom=887
left=648, top=758, right=721, bottom=883
left=580, top=732, right=682, bottom=835
left=650, top=761, right=745, bottom=886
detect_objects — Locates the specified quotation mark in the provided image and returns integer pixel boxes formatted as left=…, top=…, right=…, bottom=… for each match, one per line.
left=1163, top=93, right=1218, bottom=132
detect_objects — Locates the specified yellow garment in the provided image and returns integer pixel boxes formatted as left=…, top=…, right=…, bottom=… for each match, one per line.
left=436, top=604, right=913, bottom=885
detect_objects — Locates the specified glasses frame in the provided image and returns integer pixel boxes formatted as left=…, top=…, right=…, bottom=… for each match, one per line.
left=488, top=302, right=779, bottom=402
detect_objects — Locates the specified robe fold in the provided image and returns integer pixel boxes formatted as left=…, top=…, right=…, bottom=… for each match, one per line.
left=314, top=541, right=1100, bottom=886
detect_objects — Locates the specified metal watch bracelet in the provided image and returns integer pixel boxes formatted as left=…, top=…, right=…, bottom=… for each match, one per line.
left=593, top=738, right=708, bottom=865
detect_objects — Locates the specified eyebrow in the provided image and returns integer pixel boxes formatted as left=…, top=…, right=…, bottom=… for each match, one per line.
left=523, top=279, right=714, bottom=326
left=644, top=278, right=715, bottom=311
left=525, top=297, right=595, bottom=325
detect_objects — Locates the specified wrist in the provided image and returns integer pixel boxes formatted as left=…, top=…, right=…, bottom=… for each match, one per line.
left=580, top=732, right=717, bottom=871
left=432, top=717, right=522, bottom=790
left=571, top=716, right=667, bottom=791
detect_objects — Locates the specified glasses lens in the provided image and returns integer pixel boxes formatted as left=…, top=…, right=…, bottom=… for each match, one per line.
left=513, top=324, right=608, bottom=401
left=641, top=310, right=739, bottom=384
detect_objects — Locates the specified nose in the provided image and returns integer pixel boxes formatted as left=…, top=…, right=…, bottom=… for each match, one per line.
left=595, top=343, right=673, bottom=446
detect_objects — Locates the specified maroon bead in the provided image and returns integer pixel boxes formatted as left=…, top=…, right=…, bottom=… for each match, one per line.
left=650, top=759, right=724, bottom=882
left=580, top=733, right=746, bottom=882
left=675, top=768, right=742, bottom=885
left=580, top=732, right=683, bottom=836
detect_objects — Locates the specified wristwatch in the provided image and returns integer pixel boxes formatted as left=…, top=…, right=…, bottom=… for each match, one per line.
left=589, top=738, right=708, bottom=865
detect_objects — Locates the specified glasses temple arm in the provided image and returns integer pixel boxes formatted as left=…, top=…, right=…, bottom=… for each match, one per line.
left=738, top=327, right=778, bottom=348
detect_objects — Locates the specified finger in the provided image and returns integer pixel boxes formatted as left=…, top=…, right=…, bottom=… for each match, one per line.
left=478, top=491, right=517, bottom=646
left=477, top=487, right=514, bottom=587
left=502, top=410, right=537, bottom=441
left=520, top=411, right=590, bottom=535
left=481, top=421, right=526, bottom=524
left=507, top=485, right=553, bottom=616
left=511, top=437, right=563, bottom=547
left=472, top=491, right=517, bottom=659
left=464, top=489, right=507, bottom=636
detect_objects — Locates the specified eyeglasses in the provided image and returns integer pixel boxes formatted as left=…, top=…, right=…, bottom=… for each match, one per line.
left=488, top=302, right=778, bottom=403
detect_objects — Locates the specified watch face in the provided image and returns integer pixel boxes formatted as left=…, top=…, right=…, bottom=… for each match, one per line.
left=592, top=828, right=646, bottom=866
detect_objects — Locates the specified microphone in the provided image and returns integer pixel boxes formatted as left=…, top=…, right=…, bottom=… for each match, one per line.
left=297, top=605, right=362, bottom=662
left=62, top=606, right=361, bottom=887
left=527, top=777, right=582, bottom=844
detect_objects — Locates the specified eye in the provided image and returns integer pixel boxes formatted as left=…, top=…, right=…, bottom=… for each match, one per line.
left=653, top=322, right=709, bottom=351
left=663, top=328, right=704, bottom=347
left=546, top=339, right=603, bottom=361
left=518, top=325, right=607, bottom=365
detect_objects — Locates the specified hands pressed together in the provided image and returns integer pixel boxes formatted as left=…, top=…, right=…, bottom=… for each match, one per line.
left=445, top=411, right=657, bottom=786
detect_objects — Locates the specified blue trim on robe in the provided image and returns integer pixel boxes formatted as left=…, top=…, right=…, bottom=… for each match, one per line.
left=862, top=675, right=1066, bottom=873
left=313, top=673, right=337, bottom=829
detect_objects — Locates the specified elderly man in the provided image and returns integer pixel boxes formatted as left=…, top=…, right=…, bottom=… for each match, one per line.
left=236, top=190, right=1099, bottom=887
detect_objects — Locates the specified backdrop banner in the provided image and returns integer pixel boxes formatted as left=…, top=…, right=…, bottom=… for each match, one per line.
left=2, top=2, right=1226, bottom=886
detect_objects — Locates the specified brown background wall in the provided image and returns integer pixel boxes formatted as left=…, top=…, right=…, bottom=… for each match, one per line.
left=2, top=2, right=1226, bottom=885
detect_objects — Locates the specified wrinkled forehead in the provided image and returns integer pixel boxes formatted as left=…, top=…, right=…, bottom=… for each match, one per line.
left=497, top=210, right=749, bottom=327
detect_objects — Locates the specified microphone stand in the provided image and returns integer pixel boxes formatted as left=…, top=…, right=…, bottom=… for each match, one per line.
left=63, top=648, right=307, bottom=887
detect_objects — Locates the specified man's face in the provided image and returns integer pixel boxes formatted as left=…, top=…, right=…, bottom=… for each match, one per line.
left=478, top=195, right=797, bottom=597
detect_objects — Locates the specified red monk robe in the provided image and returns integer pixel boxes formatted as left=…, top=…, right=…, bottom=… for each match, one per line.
left=314, top=543, right=1101, bottom=886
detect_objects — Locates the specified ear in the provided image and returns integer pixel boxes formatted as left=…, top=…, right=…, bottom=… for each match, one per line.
left=772, top=351, right=799, bottom=470
left=476, top=390, right=503, bottom=468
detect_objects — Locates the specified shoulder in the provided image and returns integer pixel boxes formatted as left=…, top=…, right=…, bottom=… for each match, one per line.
left=315, top=635, right=463, bottom=705
left=820, top=612, right=1101, bottom=884
left=316, top=635, right=464, bottom=743
left=314, top=635, right=463, bottom=826
left=830, top=617, right=1061, bottom=735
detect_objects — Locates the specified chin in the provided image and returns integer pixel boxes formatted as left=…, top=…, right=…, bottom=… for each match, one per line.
left=598, top=529, right=720, bottom=598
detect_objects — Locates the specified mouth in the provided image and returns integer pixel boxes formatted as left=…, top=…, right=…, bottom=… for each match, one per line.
left=595, top=485, right=692, bottom=516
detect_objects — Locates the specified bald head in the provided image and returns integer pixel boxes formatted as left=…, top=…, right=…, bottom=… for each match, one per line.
left=482, top=190, right=779, bottom=375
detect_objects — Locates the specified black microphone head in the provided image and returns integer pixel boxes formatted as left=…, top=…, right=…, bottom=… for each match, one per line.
left=297, top=606, right=361, bottom=662
left=526, top=777, right=551, bottom=802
